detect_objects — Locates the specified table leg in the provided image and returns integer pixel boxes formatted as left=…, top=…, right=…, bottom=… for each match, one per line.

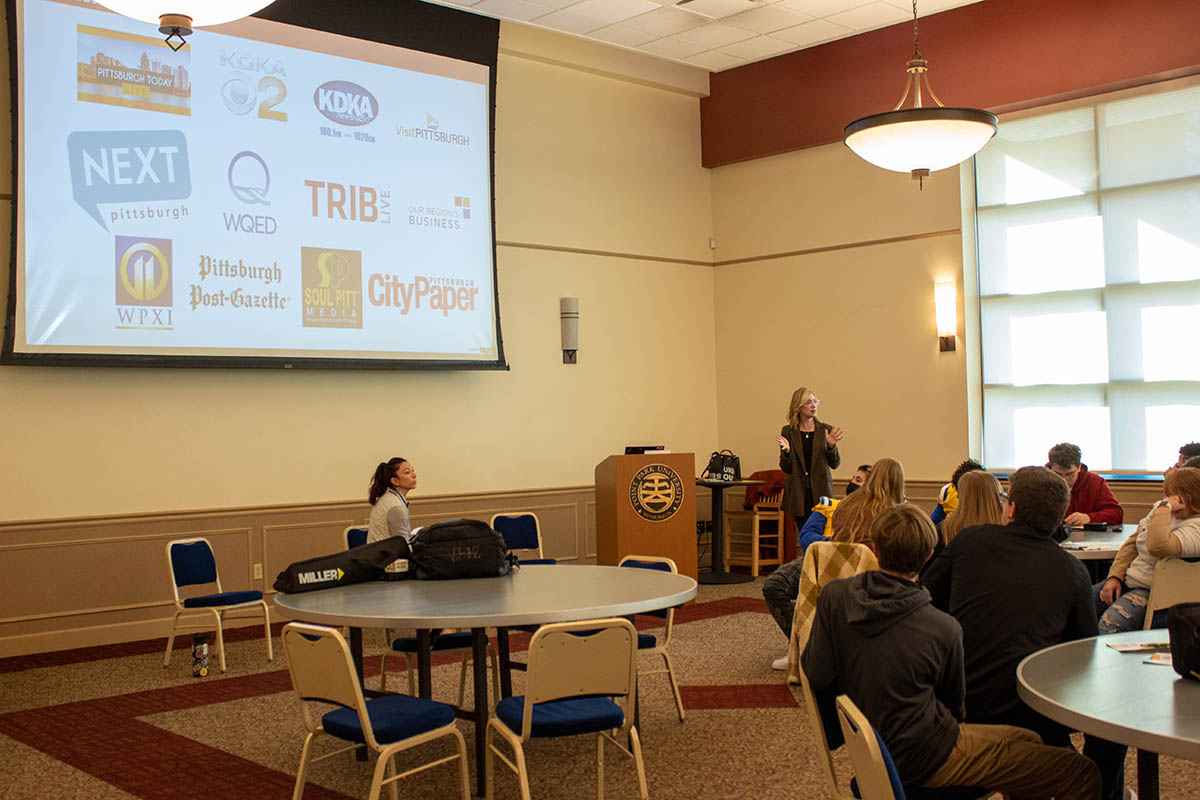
left=416, top=629, right=433, bottom=700
left=472, top=628, right=489, bottom=798
left=700, top=485, right=753, bottom=584
left=497, top=627, right=513, bottom=698
left=349, top=627, right=368, bottom=762
left=1136, top=749, right=1159, bottom=800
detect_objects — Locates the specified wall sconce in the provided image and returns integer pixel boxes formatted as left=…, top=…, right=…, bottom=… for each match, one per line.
left=560, top=297, right=578, bottom=364
left=935, top=281, right=956, bottom=352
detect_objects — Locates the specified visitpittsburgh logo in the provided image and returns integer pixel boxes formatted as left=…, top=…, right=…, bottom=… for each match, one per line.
left=301, top=247, right=363, bottom=328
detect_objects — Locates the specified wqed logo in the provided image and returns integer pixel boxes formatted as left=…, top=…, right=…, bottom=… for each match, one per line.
left=314, top=81, right=377, bottom=126
left=68, top=130, right=191, bottom=231
left=223, top=151, right=277, bottom=235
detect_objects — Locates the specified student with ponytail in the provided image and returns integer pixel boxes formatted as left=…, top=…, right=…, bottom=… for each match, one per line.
left=368, top=457, right=418, bottom=543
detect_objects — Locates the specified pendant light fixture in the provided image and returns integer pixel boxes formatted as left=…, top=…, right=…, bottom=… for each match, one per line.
left=99, top=2, right=278, bottom=50
left=843, top=0, right=997, bottom=187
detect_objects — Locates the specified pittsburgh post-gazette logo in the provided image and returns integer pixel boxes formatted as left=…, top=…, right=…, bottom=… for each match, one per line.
left=629, top=464, right=684, bottom=522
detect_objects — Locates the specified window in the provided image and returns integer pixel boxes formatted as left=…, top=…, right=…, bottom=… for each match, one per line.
left=974, top=82, right=1200, bottom=473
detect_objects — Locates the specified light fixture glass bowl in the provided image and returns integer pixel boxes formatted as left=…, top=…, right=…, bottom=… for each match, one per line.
left=98, top=1, right=276, bottom=29
left=844, top=107, right=998, bottom=176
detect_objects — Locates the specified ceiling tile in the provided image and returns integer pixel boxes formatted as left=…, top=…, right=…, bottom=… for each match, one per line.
left=717, top=34, right=795, bottom=58
left=472, top=0, right=555, bottom=22
left=722, top=3, right=813, bottom=32
left=683, top=50, right=744, bottom=70
left=673, top=0, right=763, bottom=19
left=825, top=1, right=910, bottom=30
left=625, top=6, right=711, bottom=35
left=771, top=17, right=852, bottom=46
left=588, top=23, right=660, bottom=46
left=671, top=21, right=755, bottom=47
left=523, top=0, right=581, bottom=7
left=637, top=37, right=707, bottom=58
left=775, top=0, right=872, bottom=16
left=567, top=0, right=662, bottom=24
left=532, top=8, right=610, bottom=32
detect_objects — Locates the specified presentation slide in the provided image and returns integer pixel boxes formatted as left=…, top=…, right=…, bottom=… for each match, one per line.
left=6, top=0, right=502, bottom=367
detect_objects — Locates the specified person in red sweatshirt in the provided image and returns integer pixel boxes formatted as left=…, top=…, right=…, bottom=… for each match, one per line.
left=1047, top=443, right=1124, bottom=526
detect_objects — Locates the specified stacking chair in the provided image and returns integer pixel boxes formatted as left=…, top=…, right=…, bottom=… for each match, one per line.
left=618, top=554, right=685, bottom=722
left=835, top=694, right=987, bottom=800
left=723, top=490, right=785, bottom=576
left=798, top=669, right=854, bottom=800
left=491, top=512, right=556, bottom=565
left=344, top=525, right=368, bottom=549
left=485, top=618, right=647, bottom=800
left=163, top=537, right=272, bottom=673
left=381, top=631, right=500, bottom=708
left=281, top=623, right=470, bottom=800
left=1144, top=557, right=1200, bottom=629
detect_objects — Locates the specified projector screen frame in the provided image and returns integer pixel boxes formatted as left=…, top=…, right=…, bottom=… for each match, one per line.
left=1, top=0, right=508, bottom=371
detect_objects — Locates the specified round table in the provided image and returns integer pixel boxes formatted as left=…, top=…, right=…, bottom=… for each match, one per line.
left=1016, top=630, right=1200, bottom=800
left=275, top=564, right=697, bottom=796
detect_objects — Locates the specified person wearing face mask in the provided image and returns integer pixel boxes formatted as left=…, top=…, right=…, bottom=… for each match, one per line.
left=1094, top=466, right=1200, bottom=633
left=367, top=457, right=418, bottom=543
left=845, top=464, right=870, bottom=495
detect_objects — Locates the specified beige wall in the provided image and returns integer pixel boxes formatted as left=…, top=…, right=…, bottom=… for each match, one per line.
left=0, top=18, right=719, bottom=522
left=710, top=143, right=970, bottom=481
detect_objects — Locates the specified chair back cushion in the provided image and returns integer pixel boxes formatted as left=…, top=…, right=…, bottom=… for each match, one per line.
left=526, top=620, right=636, bottom=706
left=618, top=556, right=675, bottom=618
left=492, top=514, right=540, bottom=552
left=345, top=527, right=368, bottom=549
left=170, top=540, right=217, bottom=588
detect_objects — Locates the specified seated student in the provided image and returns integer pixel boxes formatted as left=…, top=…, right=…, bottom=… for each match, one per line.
left=763, top=457, right=904, bottom=670
left=1168, top=441, right=1200, bottom=474
left=923, top=466, right=1124, bottom=800
left=1047, top=442, right=1124, bottom=526
left=795, top=465, right=873, bottom=552
left=845, top=463, right=870, bottom=495
left=802, top=504, right=1100, bottom=799
left=367, top=457, right=418, bottom=543
left=1095, top=466, right=1200, bottom=633
left=931, top=459, right=983, bottom=524
left=921, top=470, right=1004, bottom=577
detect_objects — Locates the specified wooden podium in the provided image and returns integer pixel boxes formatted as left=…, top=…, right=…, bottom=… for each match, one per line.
left=595, top=453, right=697, bottom=580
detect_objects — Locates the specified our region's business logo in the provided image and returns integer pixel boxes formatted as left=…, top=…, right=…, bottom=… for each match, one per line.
left=628, top=464, right=684, bottom=522
left=115, top=235, right=173, bottom=330
left=77, top=24, right=191, bottom=116
left=223, top=151, right=277, bottom=235
left=314, top=81, right=378, bottom=126
left=396, top=112, right=470, bottom=147
left=219, top=49, right=287, bottom=121
left=304, top=179, right=390, bottom=224
left=301, top=247, right=363, bottom=328
left=68, top=129, right=191, bottom=231
left=407, top=196, right=470, bottom=230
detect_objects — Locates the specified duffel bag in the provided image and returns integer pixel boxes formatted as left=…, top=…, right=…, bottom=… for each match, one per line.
left=273, top=535, right=411, bottom=593
left=409, top=519, right=517, bottom=580
left=1168, top=601, right=1200, bottom=681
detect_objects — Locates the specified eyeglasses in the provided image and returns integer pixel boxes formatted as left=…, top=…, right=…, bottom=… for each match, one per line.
left=803, top=398, right=820, bottom=406
left=999, top=491, right=1009, bottom=503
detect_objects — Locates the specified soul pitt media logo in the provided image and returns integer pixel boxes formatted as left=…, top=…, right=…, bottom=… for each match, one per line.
left=115, top=235, right=173, bottom=330
left=629, top=464, right=684, bottom=522
left=301, top=247, right=362, bottom=328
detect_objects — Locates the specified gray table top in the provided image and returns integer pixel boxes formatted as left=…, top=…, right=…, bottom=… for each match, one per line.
left=274, top=564, right=698, bottom=629
left=1017, top=630, right=1200, bottom=760
left=1059, top=524, right=1136, bottom=560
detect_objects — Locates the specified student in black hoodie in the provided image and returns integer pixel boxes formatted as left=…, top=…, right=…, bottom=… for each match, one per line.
left=802, top=504, right=1099, bottom=799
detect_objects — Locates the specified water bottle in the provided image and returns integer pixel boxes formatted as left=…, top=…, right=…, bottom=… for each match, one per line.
left=192, top=633, right=210, bottom=677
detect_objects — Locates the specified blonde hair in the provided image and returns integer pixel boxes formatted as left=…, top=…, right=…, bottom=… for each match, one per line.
left=831, top=457, right=905, bottom=544
left=786, top=387, right=815, bottom=429
left=1164, top=467, right=1200, bottom=517
left=941, top=470, right=1003, bottom=545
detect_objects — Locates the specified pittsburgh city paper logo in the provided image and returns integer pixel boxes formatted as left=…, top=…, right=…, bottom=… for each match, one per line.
left=219, top=49, right=287, bottom=121
left=301, top=247, right=362, bottom=328
left=314, top=80, right=378, bottom=126
left=629, top=464, right=684, bottom=522
left=68, top=130, right=191, bottom=231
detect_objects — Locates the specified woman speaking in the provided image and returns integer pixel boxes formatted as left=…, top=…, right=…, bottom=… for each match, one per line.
left=777, top=386, right=844, bottom=530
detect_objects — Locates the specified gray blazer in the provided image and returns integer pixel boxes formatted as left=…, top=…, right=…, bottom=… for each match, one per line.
left=778, top=420, right=841, bottom=516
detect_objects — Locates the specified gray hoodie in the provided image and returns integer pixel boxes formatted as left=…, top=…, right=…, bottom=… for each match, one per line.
left=802, top=570, right=964, bottom=786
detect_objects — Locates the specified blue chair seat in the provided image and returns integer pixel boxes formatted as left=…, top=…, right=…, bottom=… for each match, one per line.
left=182, top=589, right=263, bottom=608
left=390, top=631, right=475, bottom=653
left=519, top=558, right=557, bottom=565
left=636, top=632, right=657, bottom=649
left=322, top=693, right=455, bottom=745
left=495, top=695, right=624, bottom=738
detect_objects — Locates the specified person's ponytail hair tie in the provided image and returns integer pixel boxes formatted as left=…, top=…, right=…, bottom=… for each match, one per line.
left=368, top=456, right=408, bottom=505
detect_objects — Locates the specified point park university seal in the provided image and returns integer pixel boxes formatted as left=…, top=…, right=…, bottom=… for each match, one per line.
left=629, top=464, right=684, bottom=522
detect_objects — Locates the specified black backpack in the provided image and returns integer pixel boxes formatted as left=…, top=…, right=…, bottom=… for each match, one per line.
left=409, top=519, right=517, bottom=580
left=1168, top=602, right=1200, bottom=681
left=273, top=535, right=411, bottom=593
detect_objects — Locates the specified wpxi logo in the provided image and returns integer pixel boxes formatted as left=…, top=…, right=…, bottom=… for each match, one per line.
left=305, top=180, right=390, bottom=224
left=115, top=235, right=173, bottom=331
left=220, top=49, right=287, bottom=121
left=224, top=151, right=277, bottom=235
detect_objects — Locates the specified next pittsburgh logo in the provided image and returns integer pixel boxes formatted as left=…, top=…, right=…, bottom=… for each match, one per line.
left=115, top=235, right=173, bottom=330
